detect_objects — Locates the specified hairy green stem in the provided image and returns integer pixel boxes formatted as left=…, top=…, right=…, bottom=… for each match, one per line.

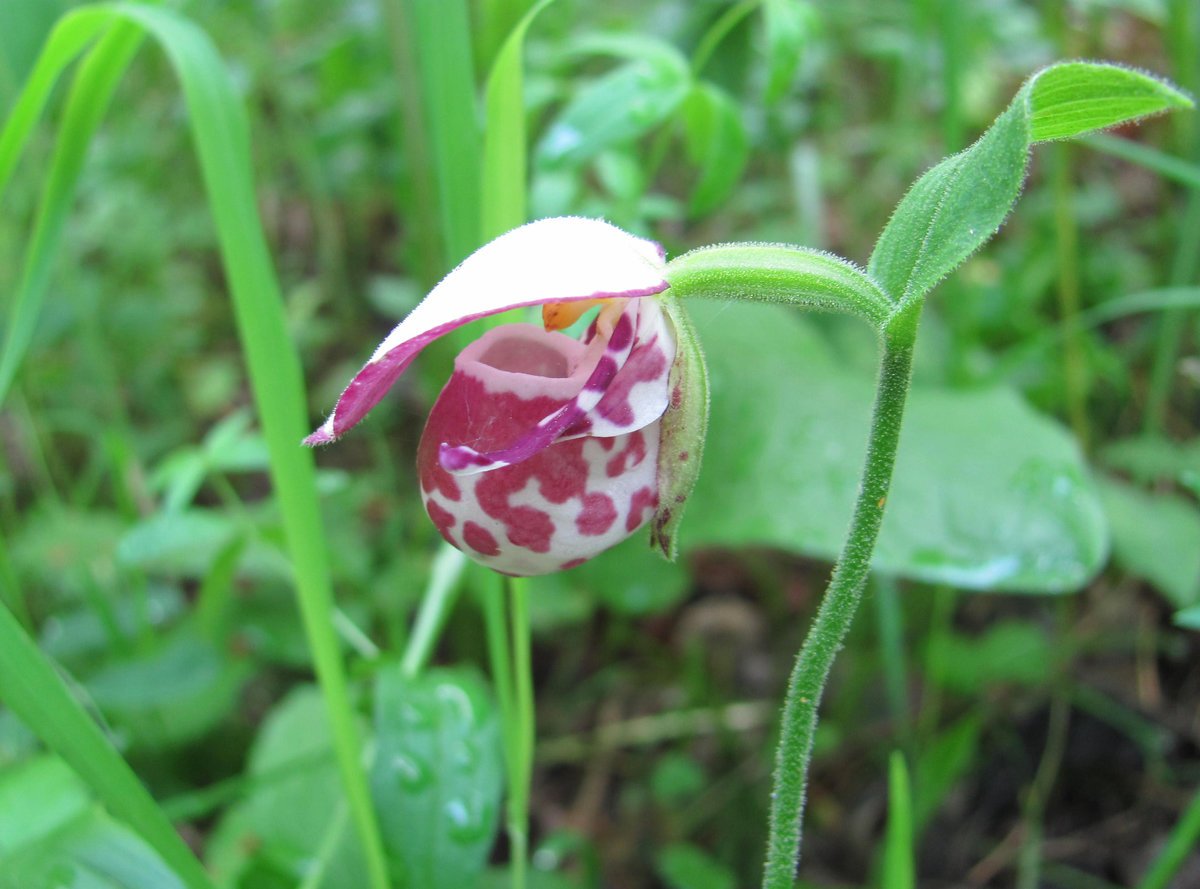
left=761, top=308, right=918, bottom=888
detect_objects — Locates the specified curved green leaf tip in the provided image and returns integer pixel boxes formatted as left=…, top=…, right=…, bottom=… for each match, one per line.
left=1025, top=61, right=1195, bottom=143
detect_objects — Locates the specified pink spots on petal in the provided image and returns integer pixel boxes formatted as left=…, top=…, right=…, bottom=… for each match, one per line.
left=592, top=338, right=669, bottom=428
left=608, top=312, right=634, bottom=350
left=576, top=493, right=617, bottom=536
left=561, top=557, right=587, bottom=570
left=426, top=498, right=457, bottom=543
left=463, top=521, right=500, bottom=556
left=626, top=486, right=658, bottom=532
left=606, top=430, right=647, bottom=478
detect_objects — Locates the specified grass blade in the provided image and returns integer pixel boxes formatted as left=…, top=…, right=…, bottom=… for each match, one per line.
left=0, top=18, right=143, bottom=405
left=882, top=751, right=915, bottom=889
left=481, top=0, right=558, bottom=239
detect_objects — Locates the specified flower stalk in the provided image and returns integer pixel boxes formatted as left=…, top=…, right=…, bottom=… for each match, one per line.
left=761, top=305, right=919, bottom=889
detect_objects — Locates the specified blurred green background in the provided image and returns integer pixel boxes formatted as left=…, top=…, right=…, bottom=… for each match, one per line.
left=1, top=1, right=1198, bottom=887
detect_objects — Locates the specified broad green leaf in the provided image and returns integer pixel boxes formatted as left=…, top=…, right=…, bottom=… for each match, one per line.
left=206, top=687, right=368, bottom=889
left=682, top=82, right=749, bottom=216
left=762, top=0, right=818, bottom=104
left=371, top=666, right=504, bottom=889
left=85, top=627, right=251, bottom=751
left=536, top=38, right=691, bottom=169
left=115, top=508, right=286, bottom=580
left=1098, top=477, right=1200, bottom=609
left=868, top=62, right=1191, bottom=304
left=683, top=303, right=1108, bottom=591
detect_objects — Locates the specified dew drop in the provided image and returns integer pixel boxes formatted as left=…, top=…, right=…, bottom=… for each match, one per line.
left=390, top=753, right=429, bottom=790
left=444, top=797, right=490, bottom=843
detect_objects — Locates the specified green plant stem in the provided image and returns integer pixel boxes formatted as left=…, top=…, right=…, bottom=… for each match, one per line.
left=400, top=544, right=467, bottom=678
left=507, top=574, right=534, bottom=889
left=482, top=570, right=533, bottom=889
left=762, top=309, right=918, bottom=889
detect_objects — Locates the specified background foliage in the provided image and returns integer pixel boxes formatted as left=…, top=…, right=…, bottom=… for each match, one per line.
left=1, top=0, right=1198, bottom=887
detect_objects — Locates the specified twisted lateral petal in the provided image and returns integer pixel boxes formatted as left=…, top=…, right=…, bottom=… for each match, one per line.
left=564, top=298, right=675, bottom=440
left=304, top=217, right=668, bottom=445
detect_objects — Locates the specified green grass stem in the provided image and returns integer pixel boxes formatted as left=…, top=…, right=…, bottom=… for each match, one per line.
left=400, top=544, right=467, bottom=678
left=1136, top=783, right=1200, bottom=889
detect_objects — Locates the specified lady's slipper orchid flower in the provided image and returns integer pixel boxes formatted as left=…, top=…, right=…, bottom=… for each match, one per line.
left=306, top=217, right=707, bottom=577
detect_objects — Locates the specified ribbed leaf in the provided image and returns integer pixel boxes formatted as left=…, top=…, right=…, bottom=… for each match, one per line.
left=868, top=62, right=1192, bottom=305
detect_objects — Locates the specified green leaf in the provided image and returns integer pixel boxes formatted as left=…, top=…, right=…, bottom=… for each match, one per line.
left=655, top=844, right=736, bottom=889
left=681, top=82, right=749, bottom=216
left=1098, top=477, right=1200, bottom=609
left=0, top=756, right=90, bottom=854
left=683, top=303, right=1108, bottom=591
left=1028, top=62, right=1194, bottom=142
left=868, top=62, right=1191, bottom=304
left=882, top=752, right=914, bottom=889
left=926, top=622, right=1056, bottom=693
left=206, top=687, right=369, bottom=889
left=912, top=716, right=981, bottom=832
left=762, top=0, right=818, bottom=104
left=868, top=104, right=1029, bottom=303
left=1101, top=434, right=1200, bottom=487
left=536, top=38, right=691, bottom=169
left=650, top=296, right=710, bottom=561
left=0, top=808, right=188, bottom=889
left=84, top=627, right=251, bottom=751
left=371, top=666, right=504, bottom=889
